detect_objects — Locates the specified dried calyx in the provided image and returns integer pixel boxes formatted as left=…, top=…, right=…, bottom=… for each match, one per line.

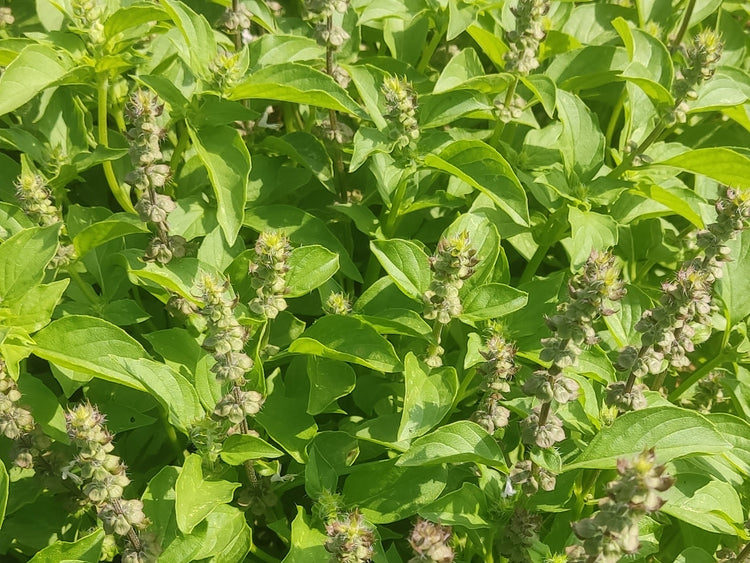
left=568, top=449, right=673, bottom=563
left=671, top=29, right=723, bottom=123
left=521, top=250, right=624, bottom=448
left=608, top=185, right=750, bottom=411
left=408, top=518, right=455, bottom=563
left=422, top=231, right=479, bottom=367
left=64, top=403, right=160, bottom=562
left=194, top=273, right=265, bottom=430
left=125, top=89, right=184, bottom=265
left=504, top=0, right=550, bottom=74
left=324, top=509, right=375, bottom=563
left=472, top=328, right=517, bottom=434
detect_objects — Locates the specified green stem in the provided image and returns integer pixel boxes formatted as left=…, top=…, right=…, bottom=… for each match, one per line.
left=249, top=544, right=278, bottom=563
left=159, top=408, right=182, bottom=461
left=736, top=539, right=750, bottom=563
left=98, top=74, right=136, bottom=213
left=68, top=268, right=100, bottom=305
left=607, top=122, right=666, bottom=179
left=670, top=0, right=697, bottom=53
left=667, top=353, right=728, bottom=401
left=232, top=0, right=242, bottom=51
left=605, top=89, right=626, bottom=162
left=490, top=76, right=519, bottom=146
left=170, top=120, right=189, bottom=174
left=519, top=207, right=567, bottom=283
left=416, top=19, right=445, bottom=73
left=431, top=319, right=444, bottom=346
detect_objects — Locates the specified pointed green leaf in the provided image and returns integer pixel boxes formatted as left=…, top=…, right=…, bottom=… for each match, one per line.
left=289, top=315, right=403, bottom=372
left=188, top=125, right=249, bottom=244
left=565, top=407, right=731, bottom=470
left=175, top=454, right=240, bottom=534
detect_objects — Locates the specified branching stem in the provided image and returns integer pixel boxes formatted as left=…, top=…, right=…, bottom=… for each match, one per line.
left=98, top=74, right=135, bottom=213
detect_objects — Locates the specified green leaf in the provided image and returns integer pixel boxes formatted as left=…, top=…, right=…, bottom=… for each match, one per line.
left=255, top=369, right=317, bottom=463
left=434, top=48, right=485, bottom=93
left=419, top=483, right=490, bottom=529
left=565, top=407, right=731, bottom=470
left=289, top=315, right=403, bottom=372
left=120, top=251, right=222, bottom=303
left=73, top=214, right=149, bottom=256
left=0, top=279, right=69, bottom=332
left=28, top=529, right=104, bottom=563
left=521, top=74, right=558, bottom=118
left=307, top=356, right=356, bottom=415
left=0, top=225, right=60, bottom=301
left=398, top=353, right=458, bottom=441
left=467, top=23, right=508, bottom=69
left=305, top=431, right=359, bottom=498
left=707, top=413, right=750, bottom=478
left=115, top=357, right=203, bottom=434
left=660, top=473, right=745, bottom=535
left=244, top=205, right=361, bottom=281
left=370, top=239, right=431, bottom=301
left=419, top=90, right=492, bottom=129
left=104, top=4, right=169, bottom=39
left=175, top=454, right=240, bottom=534
left=192, top=504, right=252, bottom=561
left=188, top=125, right=249, bottom=244
left=556, top=90, right=605, bottom=181
left=33, top=316, right=148, bottom=392
left=718, top=230, right=750, bottom=324
left=16, top=374, right=68, bottom=443
left=0, top=45, right=71, bottom=117
left=286, top=245, right=339, bottom=298
left=564, top=208, right=619, bottom=269
left=459, top=283, right=528, bottom=322
left=282, top=507, right=329, bottom=563
left=397, top=421, right=508, bottom=470
left=424, top=140, right=529, bottom=227
left=611, top=17, right=673, bottom=88
left=651, top=148, right=750, bottom=188
left=249, top=34, right=324, bottom=68
left=0, top=203, right=34, bottom=240
left=343, top=459, right=447, bottom=524
left=159, top=0, right=216, bottom=75
left=220, top=434, right=284, bottom=465
left=230, top=63, right=367, bottom=118
left=356, top=309, right=431, bottom=340
left=637, top=184, right=704, bottom=228
left=0, top=459, right=6, bottom=528
left=674, top=547, right=715, bottom=563
left=261, top=132, right=334, bottom=193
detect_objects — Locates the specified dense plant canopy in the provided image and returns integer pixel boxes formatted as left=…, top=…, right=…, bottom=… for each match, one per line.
left=0, top=0, right=749, bottom=561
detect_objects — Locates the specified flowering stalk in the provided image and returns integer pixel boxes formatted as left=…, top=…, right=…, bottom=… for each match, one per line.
left=383, top=76, right=420, bottom=150
left=421, top=231, right=479, bottom=367
left=567, top=449, right=673, bottom=563
left=471, top=328, right=517, bottom=435
left=520, top=251, right=624, bottom=449
left=0, top=359, right=40, bottom=469
left=14, top=167, right=77, bottom=268
left=64, top=403, right=159, bottom=562
left=610, top=186, right=750, bottom=408
left=248, top=231, right=292, bottom=320
left=610, top=29, right=722, bottom=176
left=126, top=89, right=186, bottom=264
